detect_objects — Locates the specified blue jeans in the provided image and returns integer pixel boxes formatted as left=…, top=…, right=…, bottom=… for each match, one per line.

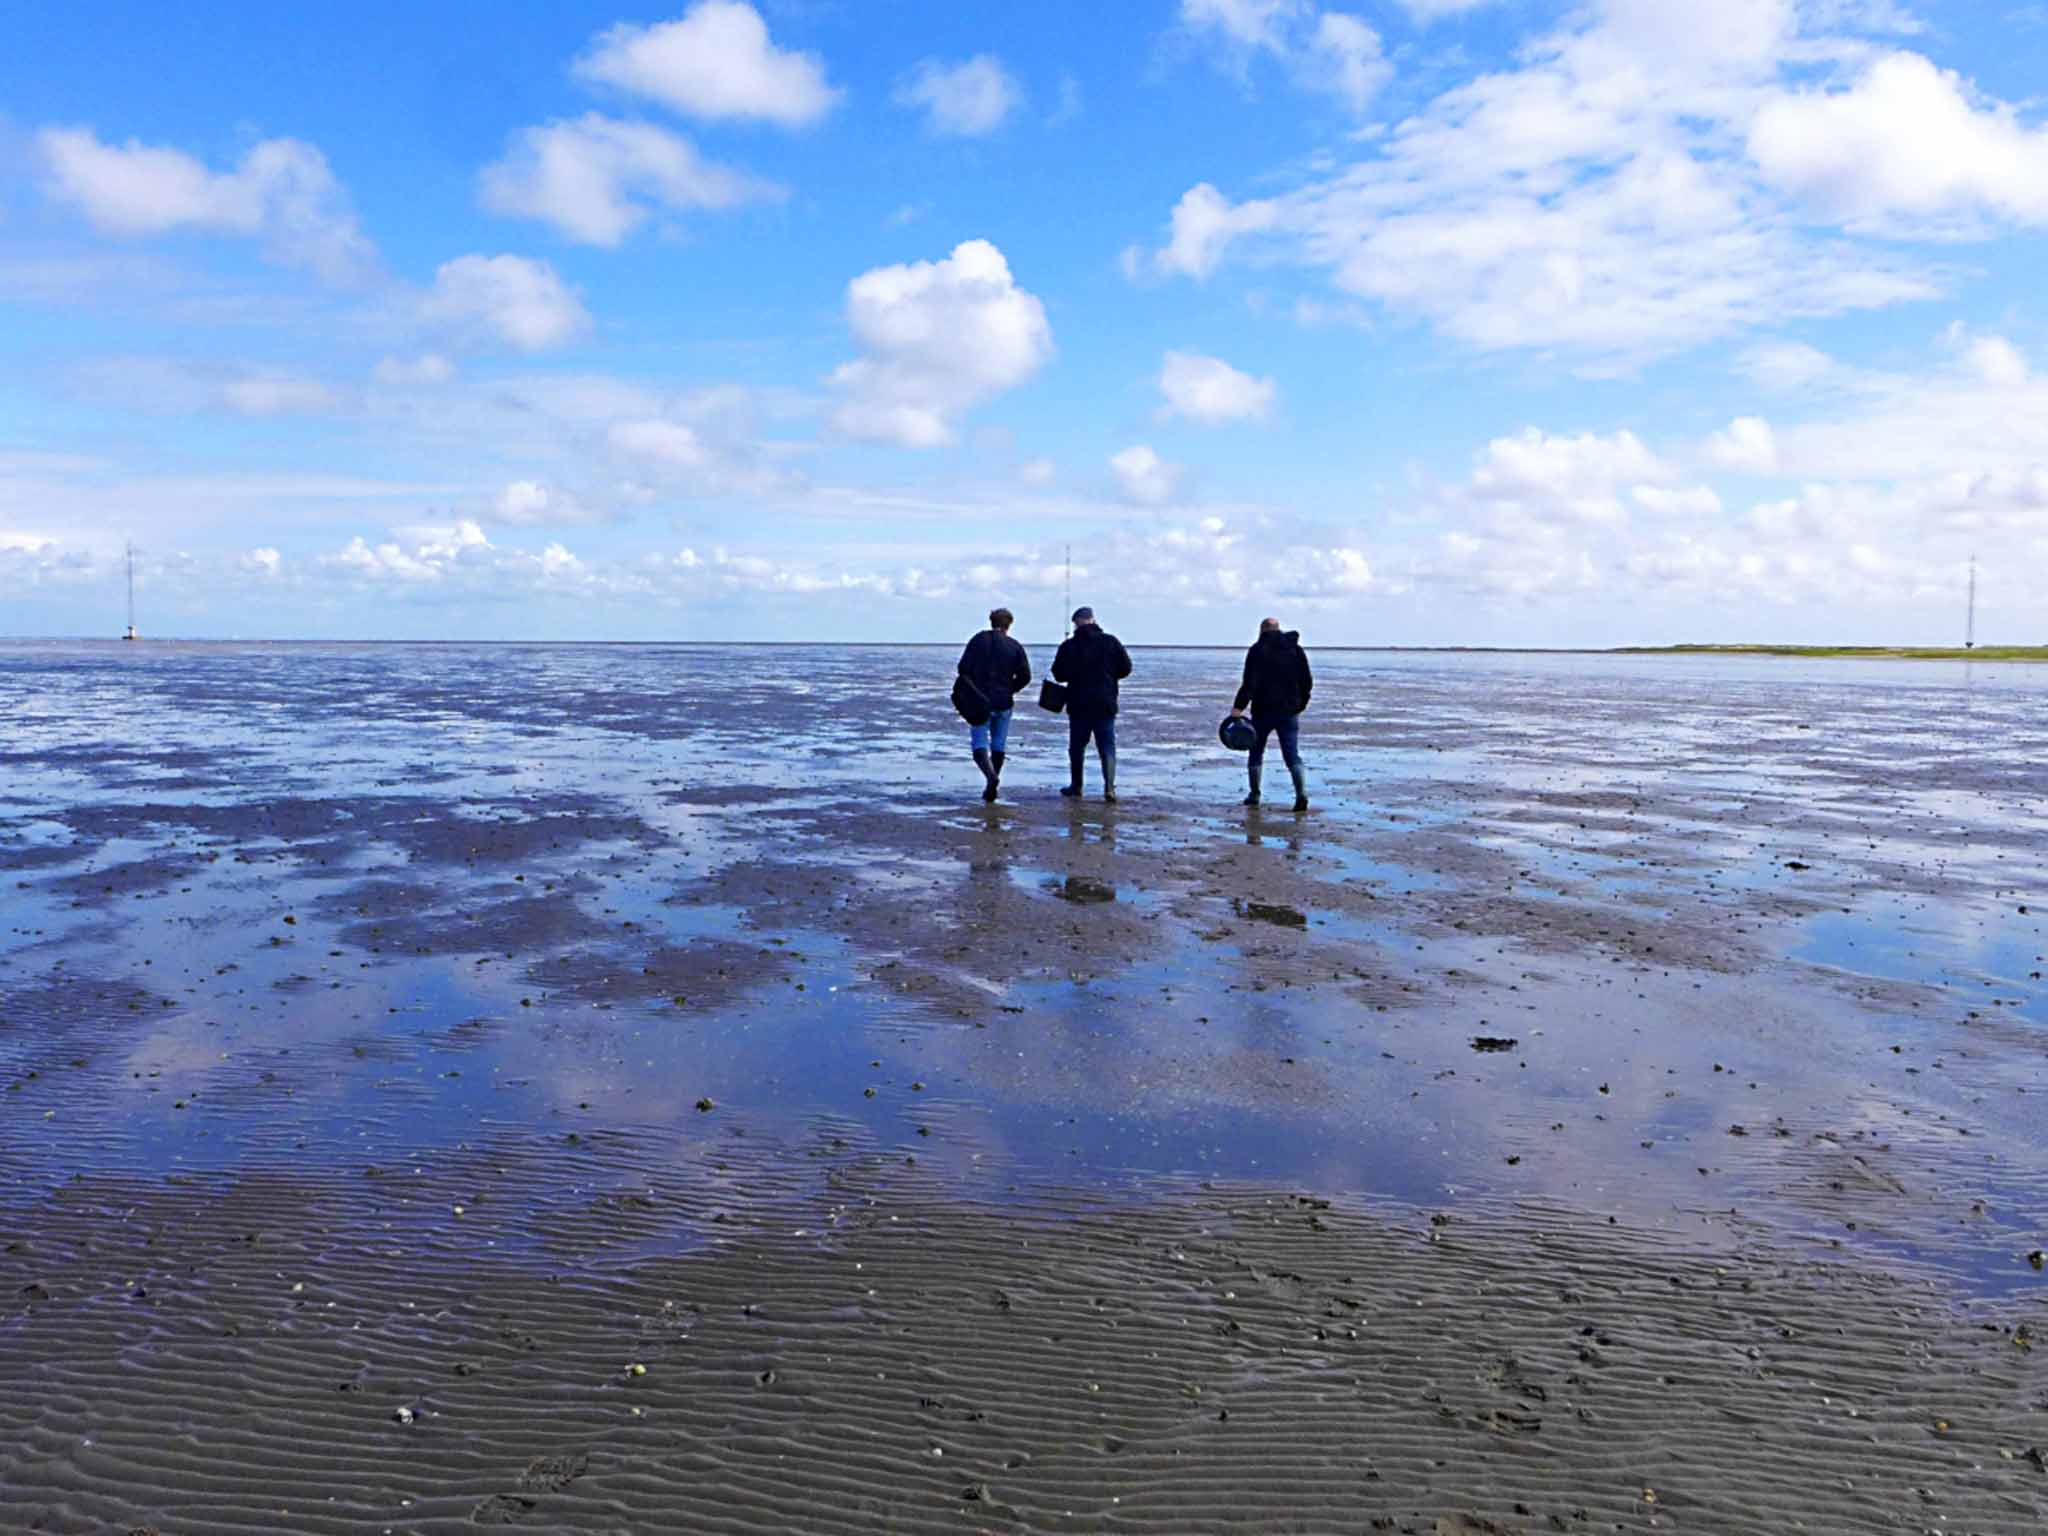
left=1248, top=712, right=1301, bottom=771
left=970, top=708, right=1012, bottom=752
left=1067, top=712, right=1114, bottom=783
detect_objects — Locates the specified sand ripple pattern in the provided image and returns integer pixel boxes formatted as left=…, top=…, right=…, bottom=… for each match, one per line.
left=2, top=1144, right=2042, bottom=1535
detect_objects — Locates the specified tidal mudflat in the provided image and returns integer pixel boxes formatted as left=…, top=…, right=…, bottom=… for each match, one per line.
left=2, top=640, right=2043, bottom=1533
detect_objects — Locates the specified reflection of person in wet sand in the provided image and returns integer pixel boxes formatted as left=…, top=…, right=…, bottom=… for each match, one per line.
left=1052, top=606, right=1132, bottom=803
left=957, top=607, right=1032, bottom=803
left=1231, top=616, right=1312, bottom=812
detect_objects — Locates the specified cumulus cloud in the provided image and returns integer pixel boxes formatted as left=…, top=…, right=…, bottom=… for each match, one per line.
left=489, top=480, right=596, bottom=526
left=1111, top=444, right=1182, bottom=504
left=478, top=114, right=781, bottom=246
left=1703, top=416, right=1780, bottom=474
left=36, top=127, right=376, bottom=283
left=829, top=240, right=1053, bottom=448
left=1305, top=13, right=1391, bottom=114
left=1158, top=350, right=1276, bottom=423
left=1469, top=429, right=1673, bottom=526
left=893, top=55, right=1025, bottom=137
left=572, top=2, right=839, bottom=127
left=1145, top=2, right=1973, bottom=361
left=1749, top=52, right=2048, bottom=233
left=1943, top=325, right=2030, bottom=387
left=1180, top=1, right=1390, bottom=114
left=1153, top=183, right=1276, bottom=280
left=421, top=254, right=590, bottom=352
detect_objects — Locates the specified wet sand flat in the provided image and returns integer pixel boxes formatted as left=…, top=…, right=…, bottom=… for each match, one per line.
left=1, top=640, right=2044, bottom=1532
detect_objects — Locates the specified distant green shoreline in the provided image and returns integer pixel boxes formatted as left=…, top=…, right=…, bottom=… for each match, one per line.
left=1616, top=644, right=2048, bottom=662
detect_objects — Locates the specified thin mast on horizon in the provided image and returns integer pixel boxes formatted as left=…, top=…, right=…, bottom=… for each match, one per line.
left=1965, top=552, right=1976, bottom=650
left=123, top=542, right=139, bottom=642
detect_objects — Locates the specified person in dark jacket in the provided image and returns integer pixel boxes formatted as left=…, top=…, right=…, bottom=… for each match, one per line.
left=958, top=607, right=1032, bottom=802
left=1051, top=606, right=1132, bottom=802
left=1231, top=617, right=1312, bottom=811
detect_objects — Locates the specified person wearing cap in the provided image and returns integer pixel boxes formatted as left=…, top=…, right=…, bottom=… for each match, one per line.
left=956, top=606, right=1032, bottom=802
left=1230, top=617, right=1312, bottom=811
left=1050, top=606, right=1133, bottom=801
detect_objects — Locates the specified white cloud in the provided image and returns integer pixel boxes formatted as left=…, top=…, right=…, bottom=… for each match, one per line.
left=829, top=240, right=1053, bottom=448
left=572, top=2, right=839, bottom=128
left=221, top=373, right=336, bottom=416
left=1158, top=350, right=1277, bottom=423
left=1305, top=14, right=1391, bottom=114
left=1111, top=444, right=1182, bottom=504
left=490, top=480, right=596, bottom=526
left=479, top=114, right=781, bottom=246
left=240, top=547, right=282, bottom=578
left=1470, top=429, right=1671, bottom=519
left=37, top=127, right=375, bottom=283
left=70, top=357, right=341, bottom=418
left=1146, top=4, right=1969, bottom=361
left=894, top=56, right=1024, bottom=137
left=1740, top=341, right=1839, bottom=392
left=1180, top=1, right=1390, bottom=114
left=1182, top=0, right=1298, bottom=53
left=421, top=255, right=590, bottom=352
left=1017, top=457, right=1056, bottom=486
left=1749, top=52, right=2048, bottom=233
left=608, top=419, right=707, bottom=468
left=1394, top=0, right=1501, bottom=20
left=1943, top=325, right=2030, bottom=387
left=1154, top=182, right=1275, bottom=280
left=1704, top=416, right=1780, bottom=473
left=373, top=354, right=456, bottom=387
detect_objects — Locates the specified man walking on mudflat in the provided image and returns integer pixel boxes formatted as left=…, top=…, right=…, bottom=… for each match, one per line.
left=957, top=607, right=1032, bottom=803
left=1051, top=606, right=1132, bottom=802
left=1231, top=616, right=1312, bottom=812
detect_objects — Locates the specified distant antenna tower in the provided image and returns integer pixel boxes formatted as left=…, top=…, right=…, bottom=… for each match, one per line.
left=122, top=542, right=140, bottom=642
left=1965, top=552, right=1976, bottom=650
left=1063, top=542, right=1072, bottom=637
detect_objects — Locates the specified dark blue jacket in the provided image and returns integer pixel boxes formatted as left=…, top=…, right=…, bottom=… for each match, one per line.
left=1051, top=624, right=1132, bottom=719
left=957, top=629, right=1031, bottom=713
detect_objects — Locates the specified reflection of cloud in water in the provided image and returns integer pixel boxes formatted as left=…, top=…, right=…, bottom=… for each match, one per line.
left=6, top=640, right=2048, bottom=1290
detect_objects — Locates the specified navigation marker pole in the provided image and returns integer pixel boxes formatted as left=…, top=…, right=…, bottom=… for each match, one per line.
left=1965, top=552, right=1976, bottom=651
left=123, top=542, right=140, bottom=642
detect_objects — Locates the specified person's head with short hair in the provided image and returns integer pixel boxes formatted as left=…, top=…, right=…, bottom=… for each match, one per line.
left=1072, top=605, right=1095, bottom=627
left=989, top=607, right=1013, bottom=632
left=1260, top=616, right=1281, bottom=634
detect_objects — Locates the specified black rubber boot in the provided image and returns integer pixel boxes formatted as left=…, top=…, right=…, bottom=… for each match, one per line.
left=1101, top=752, right=1117, bottom=803
left=1290, top=763, right=1309, bottom=813
left=1062, top=739, right=1084, bottom=797
left=973, top=748, right=998, bottom=802
left=1242, top=764, right=1262, bottom=807
left=991, top=750, right=1005, bottom=785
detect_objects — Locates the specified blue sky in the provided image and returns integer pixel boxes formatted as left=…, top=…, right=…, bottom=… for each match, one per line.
left=5, top=0, right=2048, bottom=644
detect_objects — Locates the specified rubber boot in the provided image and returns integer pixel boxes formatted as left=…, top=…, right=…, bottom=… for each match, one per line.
left=1289, top=762, right=1309, bottom=814
left=1242, top=764, right=1262, bottom=807
left=1061, top=739, right=1084, bottom=797
left=973, top=748, right=998, bottom=803
left=1100, top=751, right=1117, bottom=803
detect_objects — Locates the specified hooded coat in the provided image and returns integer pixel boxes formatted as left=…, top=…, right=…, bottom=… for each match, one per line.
left=1233, top=629, right=1312, bottom=719
left=1051, top=623, right=1133, bottom=719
